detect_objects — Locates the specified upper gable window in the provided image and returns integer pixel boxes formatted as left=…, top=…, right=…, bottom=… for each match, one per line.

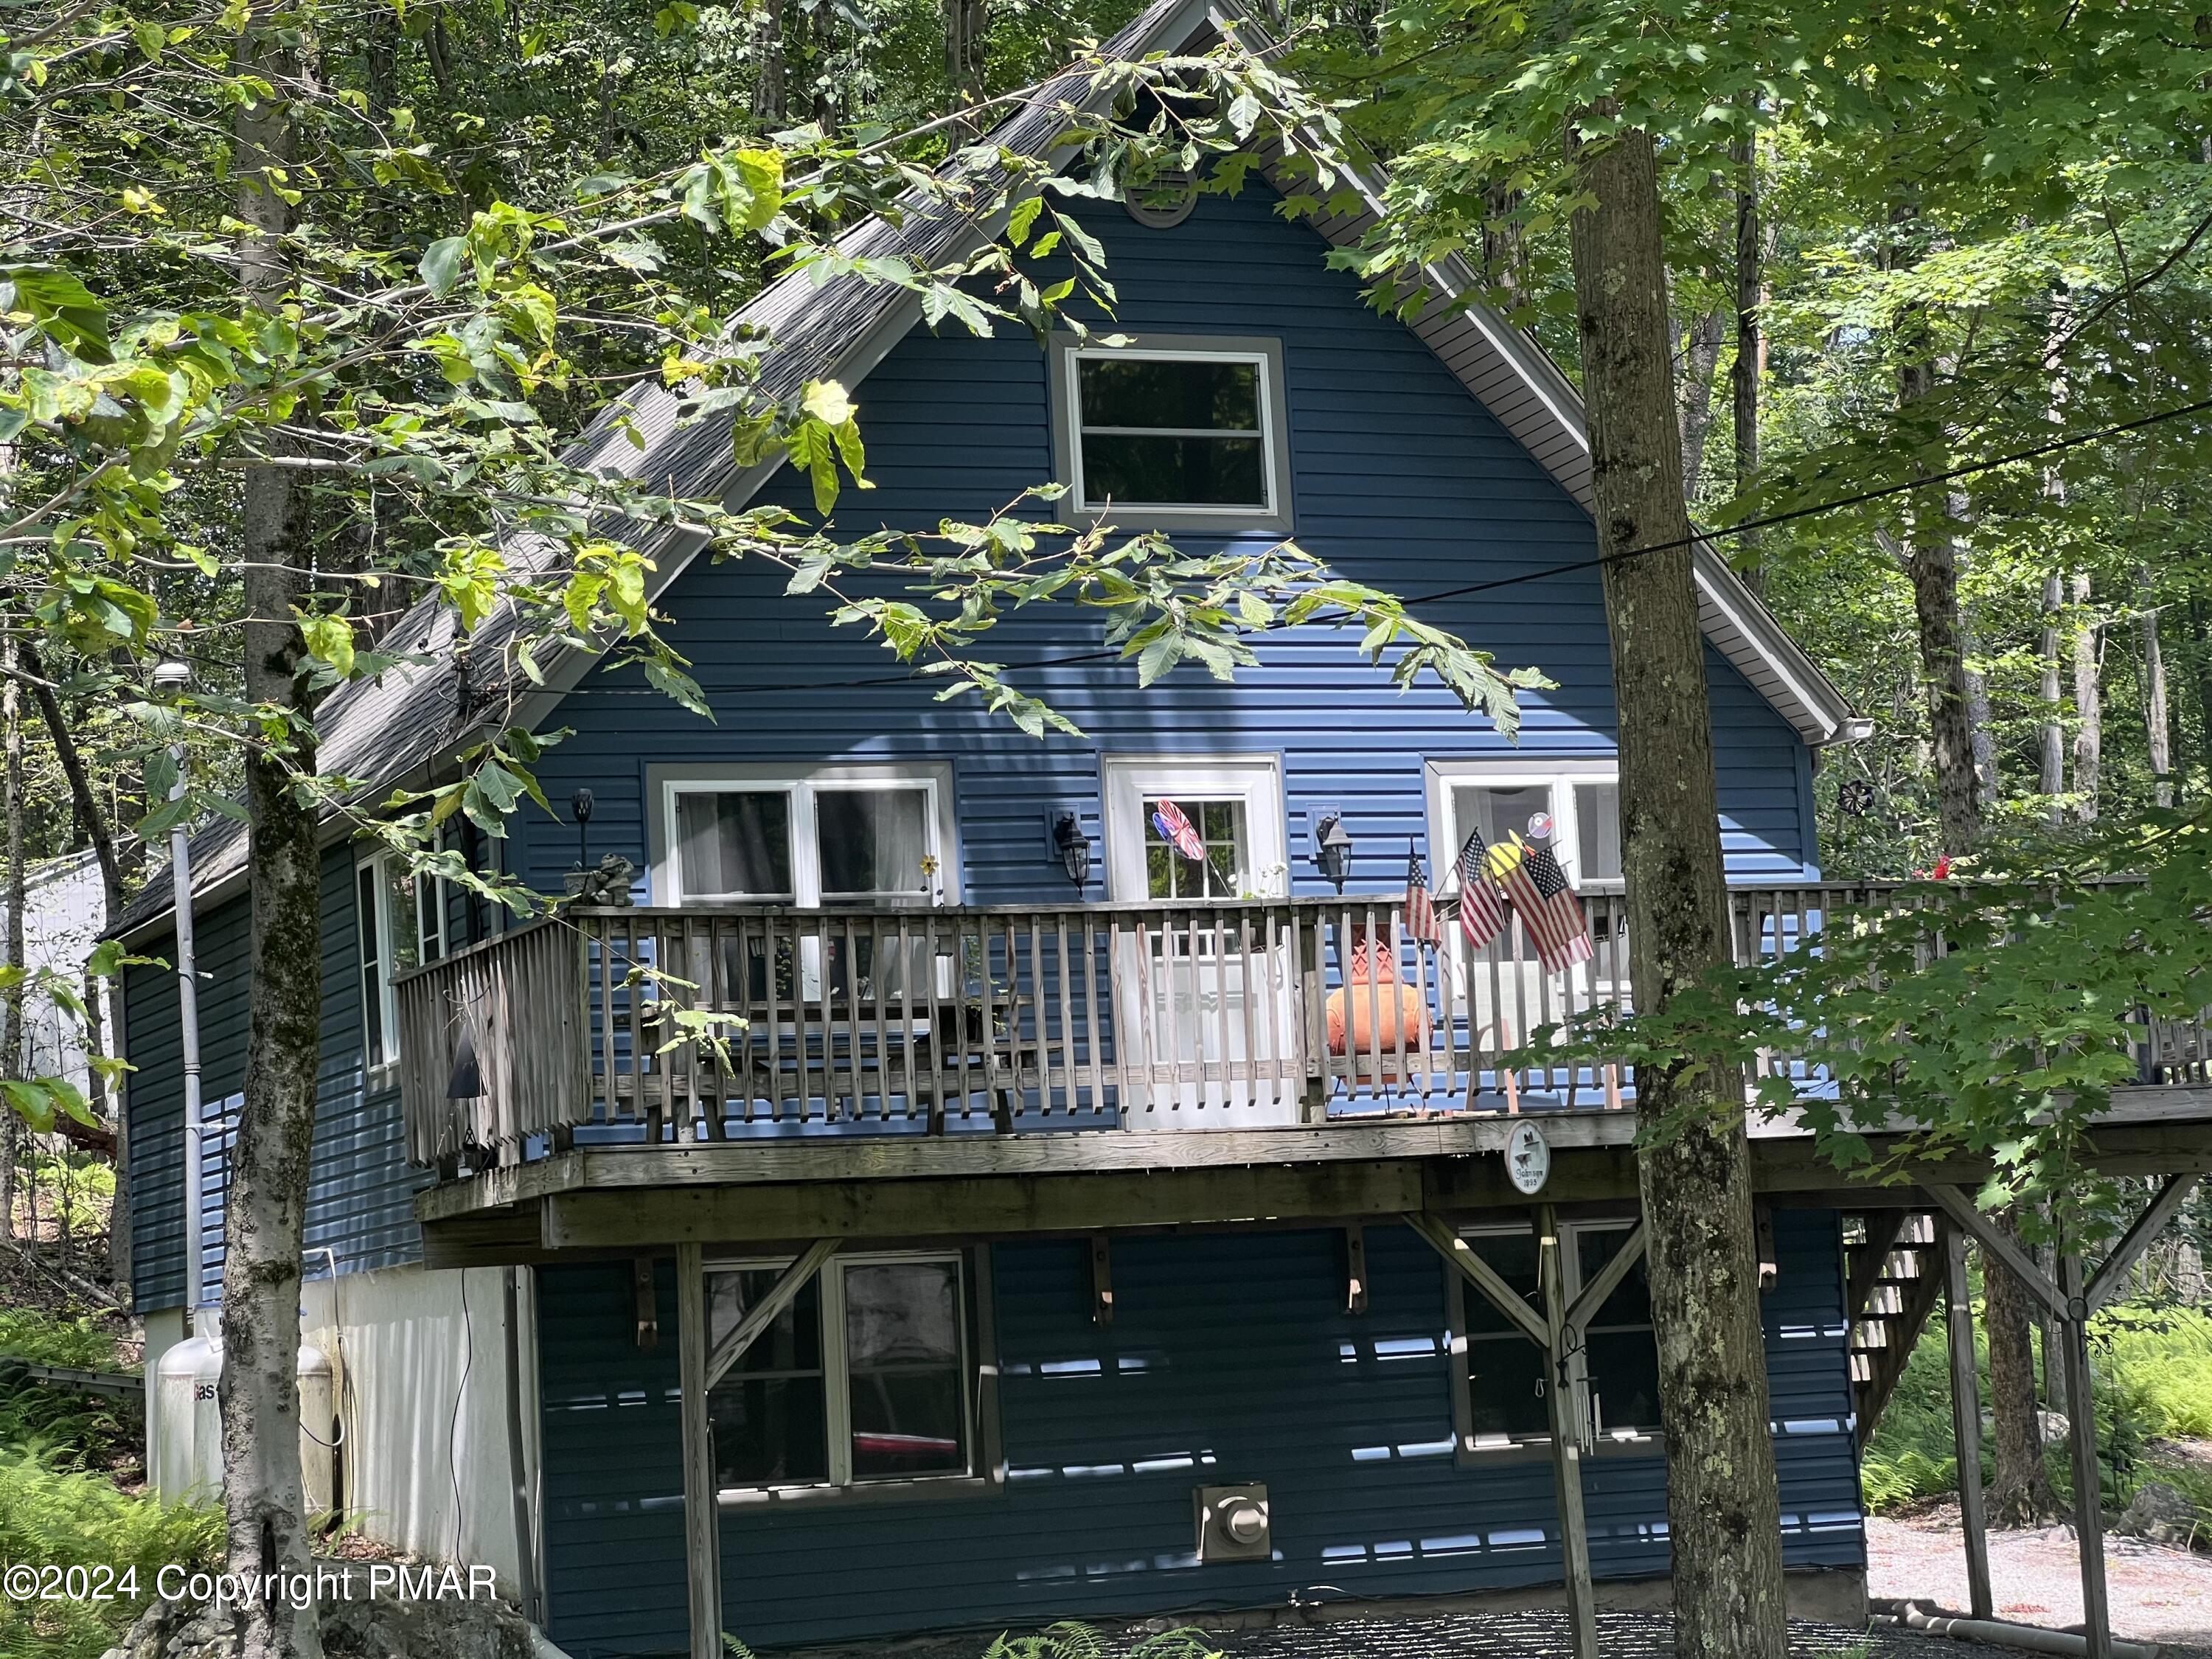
left=1051, top=335, right=1291, bottom=532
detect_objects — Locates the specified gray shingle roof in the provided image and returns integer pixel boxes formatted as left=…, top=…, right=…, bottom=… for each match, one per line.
left=117, top=0, right=1855, bottom=936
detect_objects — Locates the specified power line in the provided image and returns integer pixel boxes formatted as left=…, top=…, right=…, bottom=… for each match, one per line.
left=554, top=389, right=2212, bottom=698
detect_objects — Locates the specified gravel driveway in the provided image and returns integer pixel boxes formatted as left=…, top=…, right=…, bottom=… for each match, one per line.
left=1870, top=1505, right=2212, bottom=1647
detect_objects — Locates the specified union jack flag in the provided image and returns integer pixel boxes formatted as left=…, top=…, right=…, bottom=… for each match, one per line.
left=1499, top=833, right=1593, bottom=973
left=1150, top=798, right=1206, bottom=863
left=1402, top=841, right=1441, bottom=947
left=1454, top=829, right=1509, bottom=953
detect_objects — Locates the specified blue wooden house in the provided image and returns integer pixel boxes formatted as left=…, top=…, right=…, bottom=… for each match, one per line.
left=114, top=1, right=2088, bottom=1652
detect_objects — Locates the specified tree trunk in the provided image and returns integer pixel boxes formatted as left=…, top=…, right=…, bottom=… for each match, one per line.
left=1895, top=369, right=1980, bottom=856
left=943, top=0, right=984, bottom=108
left=2072, top=571, right=2102, bottom=822
left=751, top=0, right=787, bottom=128
left=1731, top=124, right=1761, bottom=590
left=4, top=639, right=25, bottom=1088
left=1986, top=1213, right=2061, bottom=1526
left=2141, top=569, right=2173, bottom=807
left=2191, top=597, right=2212, bottom=791
left=1483, top=184, right=1529, bottom=308
left=1568, top=111, right=1787, bottom=1659
left=1679, top=308, right=1727, bottom=501
left=219, top=21, right=328, bottom=1659
left=2042, top=573, right=2067, bottom=818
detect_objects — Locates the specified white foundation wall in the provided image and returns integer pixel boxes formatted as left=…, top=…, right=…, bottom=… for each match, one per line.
left=299, top=1262, right=540, bottom=1601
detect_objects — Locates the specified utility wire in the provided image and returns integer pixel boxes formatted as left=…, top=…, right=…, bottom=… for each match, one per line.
left=554, top=389, right=2212, bottom=698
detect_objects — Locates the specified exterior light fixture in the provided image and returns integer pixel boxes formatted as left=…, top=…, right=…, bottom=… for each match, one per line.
left=1052, top=811, right=1092, bottom=893
left=151, top=657, right=192, bottom=694
left=571, top=787, right=594, bottom=871
left=1315, top=812, right=1353, bottom=894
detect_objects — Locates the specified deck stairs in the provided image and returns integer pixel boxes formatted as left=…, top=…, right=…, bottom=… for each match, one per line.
left=1845, top=1210, right=1945, bottom=1442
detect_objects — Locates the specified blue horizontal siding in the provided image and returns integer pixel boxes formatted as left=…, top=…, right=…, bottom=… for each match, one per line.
left=535, top=1211, right=1861, bottom=1654
left=511, top=178, right=1814, bottom=902
left=125, top=842, right=424, bottom=1310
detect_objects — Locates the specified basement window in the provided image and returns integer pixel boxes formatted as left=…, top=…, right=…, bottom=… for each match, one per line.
left=1051, top=335, right=1291, bottom=532
left=706, top=1251, right=991, bottom=1499
left=1449, top=1219, right=1660, bottom=1461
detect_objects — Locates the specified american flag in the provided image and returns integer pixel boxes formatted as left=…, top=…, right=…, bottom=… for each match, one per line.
left=1454, top=829, right=1509, bottom=953
left=1499, top=834, right=1593, bottom=973
left=1402, top=841, right=1441, bottom=947
left=1150, top=799, right=1206, bottom=863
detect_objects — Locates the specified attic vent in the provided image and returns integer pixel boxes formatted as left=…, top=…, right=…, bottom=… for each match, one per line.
left=1124, top=171, right=1197, bottom=229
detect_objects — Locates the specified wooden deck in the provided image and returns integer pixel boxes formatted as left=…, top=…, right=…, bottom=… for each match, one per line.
left=414, top=1088, right=2212, bottom=1266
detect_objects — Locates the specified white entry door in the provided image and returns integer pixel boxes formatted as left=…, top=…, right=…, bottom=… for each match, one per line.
left=1102, top=757, right=1299, bottom=1123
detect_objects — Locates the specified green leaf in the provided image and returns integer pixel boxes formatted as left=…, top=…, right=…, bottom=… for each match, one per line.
left=299, top=611, right=356, bottom=676
left=420, top=236, right=467, bottom=298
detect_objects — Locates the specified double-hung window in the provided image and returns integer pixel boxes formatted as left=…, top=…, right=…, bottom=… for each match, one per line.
left=1449, top=1219, right=1660, bottom=1458
left=356, top=846, right=453, bottom=1071
left=706, top=1251, right=986, bottom=1498
left=1052, top=335, right=1291, bottom=532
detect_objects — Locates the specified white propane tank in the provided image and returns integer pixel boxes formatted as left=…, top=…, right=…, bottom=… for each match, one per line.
left=153, top=1323, right=223, bottom=1502
left=153, top=1318, right=341, bottom=1517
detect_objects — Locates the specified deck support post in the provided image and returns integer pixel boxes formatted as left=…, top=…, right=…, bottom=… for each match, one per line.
left=1922, top=1180, right=2210, bottom=1659
left=1940, top=1225, right=1994, bottom=1619
left=676, top=1243, right=723, bottom=1659
left=1407, top=1211, right=1596, bottom=1659
left=2059, top=1253, right=2113, bottom=1659
left=1538, top=1204, right=1600, bottom=1659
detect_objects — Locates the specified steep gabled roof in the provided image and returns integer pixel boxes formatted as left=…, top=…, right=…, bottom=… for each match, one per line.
left=116, top=0, right=1859, bottom=937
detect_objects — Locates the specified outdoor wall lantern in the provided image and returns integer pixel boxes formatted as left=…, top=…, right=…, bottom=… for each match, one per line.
left=1315, top=811, right=1354, bottom=893
left=1052, top=810, right=1093, bottom=893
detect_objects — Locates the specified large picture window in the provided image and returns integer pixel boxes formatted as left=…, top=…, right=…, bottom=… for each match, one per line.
left=1052, top=335, right=1291, bottom=531
left=706, top=1252, right=982, bottom=1496
left=1449, top=1219, right=1659, bottom=1458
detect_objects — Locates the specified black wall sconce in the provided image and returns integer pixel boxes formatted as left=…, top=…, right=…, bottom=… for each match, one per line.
left=1314, top=810, right=1353, bottom=893
left=571, top=787, right=595, bottom=870
left=1051, top=810, right=1093, bottom=893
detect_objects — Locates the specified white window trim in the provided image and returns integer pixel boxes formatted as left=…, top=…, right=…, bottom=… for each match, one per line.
left=1424, top=757, right=1622, bottom=893
left=356, top=850, right=404, bottom=1075
left=647, top=762, right=961, bottom=908
left=1099, top=754, right=1288, bottom=902
left=1049, top=333, right=1294, bottom=533
left=1447, top=1216, right=1660, bottom=1464
left=704, top=1249, right=978, bottom=1500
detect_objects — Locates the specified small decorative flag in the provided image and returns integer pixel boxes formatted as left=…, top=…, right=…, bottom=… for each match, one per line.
left=1454, top=830, right=1509, bottom=953
left=1402, top=840, right=1441, bottom=947
left=1499, top=833, right=1593, bottom=973
left=1150, top=799, right=1207, bottom=863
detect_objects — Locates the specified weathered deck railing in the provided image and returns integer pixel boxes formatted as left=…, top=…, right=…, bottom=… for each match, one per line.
left=395, top=883, right=2212, bottom=1165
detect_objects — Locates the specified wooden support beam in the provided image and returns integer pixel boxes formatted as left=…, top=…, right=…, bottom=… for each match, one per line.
left=1344, top=1224, right=1368, bottom=1316
left=1921, top=1186, right=2070, bottom=1321
left=1405, top=1212, right=1548, bottom=1346
left=703, top=1239, right=838, bottom=1391
left=2059, top=1255, right=2114, bottom=1659
left=1563, top=1222, right=1644, bottom=1335
left=675, top=1244, right=722, bottom=1659
left=1941, top=1228, right=1994, bottom=1621
left=2087, top=1174, right=2202, bottom=1313
left=1539, top=1205, right=1599, bottom=1659
left=540, top=1161, right=1426, bottom=1249
left=1091, top=1234, right=1113, bottom=1326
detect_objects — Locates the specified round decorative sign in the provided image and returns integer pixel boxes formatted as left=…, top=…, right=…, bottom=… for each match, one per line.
left=1506, top=1120, right=1551, bottom=1196
left=1525, top=811, right=1554, bottom=841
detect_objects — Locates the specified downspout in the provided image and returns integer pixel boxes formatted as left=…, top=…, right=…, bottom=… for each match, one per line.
left=155, top=659, right=205, bottom=1327
left=501, top=1265, right=541, bottom=1624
